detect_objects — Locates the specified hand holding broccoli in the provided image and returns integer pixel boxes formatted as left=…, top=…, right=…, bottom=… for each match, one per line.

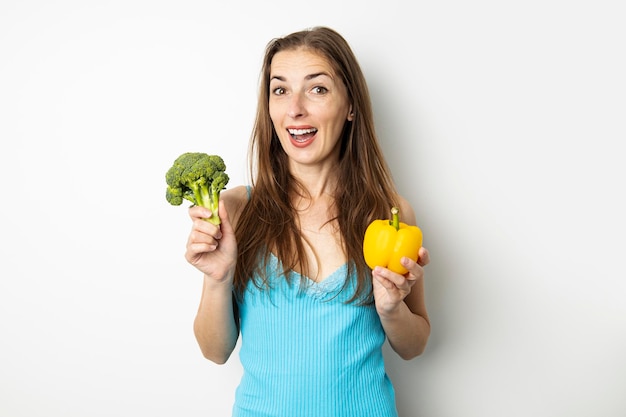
left=165, top=152, right=229, bottom=225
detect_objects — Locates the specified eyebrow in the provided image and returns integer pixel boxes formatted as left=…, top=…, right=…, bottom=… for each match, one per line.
left=270, top=72, right=332, bottom=82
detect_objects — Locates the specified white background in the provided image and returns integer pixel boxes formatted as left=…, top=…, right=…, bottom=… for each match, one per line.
left=1, top=1, right=624, bottom=416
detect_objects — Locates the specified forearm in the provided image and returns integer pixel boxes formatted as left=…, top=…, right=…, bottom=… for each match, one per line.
left=193, top=275, right=239, bottom=364
left=372, top=241, right=432, bottom=360
left=380, top=301, right=430, bottom=360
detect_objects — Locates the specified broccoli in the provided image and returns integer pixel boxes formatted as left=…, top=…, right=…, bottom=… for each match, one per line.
left=165, top=152, right=229, bottom=225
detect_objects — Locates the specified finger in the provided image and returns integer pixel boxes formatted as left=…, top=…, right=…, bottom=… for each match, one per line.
left=189, top=205, right=212, bottom=220
left=373, top=271, right=396, bottom=290
left=399, top=257, right=425, bottom=284
left=188, top=224, right=220, bottom=246
left=417, top=247, right=430, bottom=267
left=189, top=210, right=223, bottom=238
left=374, top=275, right=395, bottom=291
left=374, top=267, right=411, bottom=290
left=186, top=241, right=217, bottom=257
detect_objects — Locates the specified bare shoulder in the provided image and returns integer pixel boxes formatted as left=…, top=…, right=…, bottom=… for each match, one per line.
left=396, top=195, right=417, bottom=226
left=220, top=185, right=250, bottom=228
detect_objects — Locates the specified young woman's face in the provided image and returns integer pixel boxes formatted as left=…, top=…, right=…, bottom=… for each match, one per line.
left=269, top=48, right=353, bottom=170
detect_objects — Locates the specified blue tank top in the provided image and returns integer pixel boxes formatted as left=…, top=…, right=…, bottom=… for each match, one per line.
left=232, top=253, right=398, bottom=417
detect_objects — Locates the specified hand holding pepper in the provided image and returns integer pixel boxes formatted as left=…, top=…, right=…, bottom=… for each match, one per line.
left=363, top=207, right=423, bottom=275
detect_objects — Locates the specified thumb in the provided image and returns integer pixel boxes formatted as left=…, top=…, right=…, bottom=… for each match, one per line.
left=217, top=199, right=234, bottom=235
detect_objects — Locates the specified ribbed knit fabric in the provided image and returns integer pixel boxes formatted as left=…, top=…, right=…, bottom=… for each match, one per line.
left=233, top=253, right=398, bottom=417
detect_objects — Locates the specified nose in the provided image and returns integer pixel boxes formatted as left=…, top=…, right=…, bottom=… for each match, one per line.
left=287, top=92, right=306, bottom=118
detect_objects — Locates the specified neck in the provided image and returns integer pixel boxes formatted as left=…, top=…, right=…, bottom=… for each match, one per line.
left=290, top=166, right=338, bottom=201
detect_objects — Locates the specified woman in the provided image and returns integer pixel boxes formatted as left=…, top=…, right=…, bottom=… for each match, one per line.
left=185, top=26, right=430, bottom=417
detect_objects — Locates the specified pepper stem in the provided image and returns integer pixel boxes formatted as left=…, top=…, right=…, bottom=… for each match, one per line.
left=390, top=207, right=400, bottom=230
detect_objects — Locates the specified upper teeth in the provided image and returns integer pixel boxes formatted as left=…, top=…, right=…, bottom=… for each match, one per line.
left=288, top=128, right=317, bottom=135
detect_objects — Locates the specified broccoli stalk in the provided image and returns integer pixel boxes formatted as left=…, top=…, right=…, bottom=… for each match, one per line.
left=165, top=152, right=229, bottom=225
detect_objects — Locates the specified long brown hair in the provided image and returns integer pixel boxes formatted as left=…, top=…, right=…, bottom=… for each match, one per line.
left=234, top=26, right=399, bottom=304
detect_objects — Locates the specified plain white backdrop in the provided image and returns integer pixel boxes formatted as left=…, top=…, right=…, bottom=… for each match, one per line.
left=1, top=1, right=624, bottom=416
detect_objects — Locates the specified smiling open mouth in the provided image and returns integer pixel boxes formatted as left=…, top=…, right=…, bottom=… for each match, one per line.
left=288, top=128, right=317, bottom=143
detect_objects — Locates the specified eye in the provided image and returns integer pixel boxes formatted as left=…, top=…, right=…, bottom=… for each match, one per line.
left=272, top=87, right=286, bottom=95
left=311, top=86, right=328, bottom=95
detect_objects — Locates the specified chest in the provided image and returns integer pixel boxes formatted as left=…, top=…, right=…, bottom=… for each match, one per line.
left=298, top=214, right=346, bottom=282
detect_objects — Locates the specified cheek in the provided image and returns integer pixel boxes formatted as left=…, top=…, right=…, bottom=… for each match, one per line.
left=329, top=112, right=349, bottom=135
left=268, top=102, right=282, bottom=127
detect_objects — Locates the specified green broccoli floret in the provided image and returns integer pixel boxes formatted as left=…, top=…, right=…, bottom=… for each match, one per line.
left=165, top=152, right=229, bottom=225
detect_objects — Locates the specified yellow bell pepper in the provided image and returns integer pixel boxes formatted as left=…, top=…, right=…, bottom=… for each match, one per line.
left=363, top=207, right=423, bottom=275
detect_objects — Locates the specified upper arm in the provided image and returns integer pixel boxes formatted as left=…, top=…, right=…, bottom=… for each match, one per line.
left=396, top=195, right=418, bottom=226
